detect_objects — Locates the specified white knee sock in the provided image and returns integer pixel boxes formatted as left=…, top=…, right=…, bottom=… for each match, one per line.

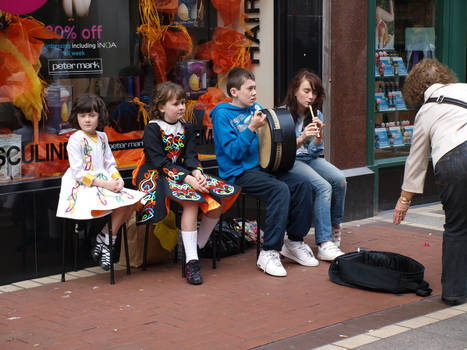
left=197, top=216, right=219, bottom=249
left=181, top=230, right=198, bottom=263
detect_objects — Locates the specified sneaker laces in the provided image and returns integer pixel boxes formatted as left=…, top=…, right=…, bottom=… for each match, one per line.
left=264, top=250, right=282, bottom=267
left=294, top=241, right=314, bottom=256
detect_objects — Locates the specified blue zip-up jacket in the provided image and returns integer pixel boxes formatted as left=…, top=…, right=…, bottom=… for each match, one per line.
left=210, top=102, right=263, bottom=182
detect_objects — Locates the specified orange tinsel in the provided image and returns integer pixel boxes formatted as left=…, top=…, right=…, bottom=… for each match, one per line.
left=0, top=16, right=60, bottom=122
left=138, top=0, right=193, bottom=83
left=196, top=27, right=252, bottom=75
left=196, top=87, right=231, bottom=138
left=211, top=0, right=241, bottom=26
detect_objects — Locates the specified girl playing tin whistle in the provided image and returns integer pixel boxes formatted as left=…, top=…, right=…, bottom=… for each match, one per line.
left=283, top=69, right=347, bottom=262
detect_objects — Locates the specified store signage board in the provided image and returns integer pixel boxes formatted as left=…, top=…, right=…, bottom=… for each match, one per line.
left=31, top=0, right=130, bottom=78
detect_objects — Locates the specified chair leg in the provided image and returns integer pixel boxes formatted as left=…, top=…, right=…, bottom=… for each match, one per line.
left=240, top=194, right=246, bottom=254
left=72, top=223, right=79, bottom=271
left=122, top=223, right=131, bottom=275
left=61, top=218, right=67, bottom=282
left=107, top=215, right=115, bottom=285
left=256, top=199, right=261, bottom=259
left=142, top=223, right=149, bottom=271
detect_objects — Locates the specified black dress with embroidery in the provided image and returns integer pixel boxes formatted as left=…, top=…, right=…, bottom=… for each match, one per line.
left=135, top=120, right=240, bottom=224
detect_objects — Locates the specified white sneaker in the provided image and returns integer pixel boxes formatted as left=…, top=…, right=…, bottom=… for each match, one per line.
left=317, top=241, right=344, bottom=261
left=332, top=225, right=342, bottom=247
left=280, top=240, right=319, bottom=267
left=257, top=250, right=287, bottom=277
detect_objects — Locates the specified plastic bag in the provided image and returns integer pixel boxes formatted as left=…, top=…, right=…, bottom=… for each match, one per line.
left=199, top=219, right=243, bottom=258
left=153, top=210, right=179, bottom=252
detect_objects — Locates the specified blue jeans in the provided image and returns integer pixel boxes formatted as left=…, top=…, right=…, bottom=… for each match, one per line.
left=234, top=168, right=314, bottom=251
left=290, top=155, right=347, bottom=244
left=434, top=140, right=467, bottom=300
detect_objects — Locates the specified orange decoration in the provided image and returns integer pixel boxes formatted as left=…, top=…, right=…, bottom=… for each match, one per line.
left=104, top=126, right=145, bottom=169
left=196, top=87, right=231, bottom=138
left=0, top=15, right=60, bottom=143
left=211, top=0, right=241, bottom=26
left=196, top=27, right=252, bottom=75
left=154, top=0, right=178, bottom=13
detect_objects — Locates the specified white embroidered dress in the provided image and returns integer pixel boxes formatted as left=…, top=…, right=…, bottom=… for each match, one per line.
left=56, top=130, right=144, bottom=220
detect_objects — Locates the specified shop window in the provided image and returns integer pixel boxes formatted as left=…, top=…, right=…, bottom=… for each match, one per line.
left=0, top=0, right=255, bottom=183
left=374, top=0, right=436, bottom=160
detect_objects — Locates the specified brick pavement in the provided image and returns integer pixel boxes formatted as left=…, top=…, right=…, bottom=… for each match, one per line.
left=0, top=210, right=445, bottom=350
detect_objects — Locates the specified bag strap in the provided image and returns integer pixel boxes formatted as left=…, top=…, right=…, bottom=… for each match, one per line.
left=425, top=96, right=467, bottom=109
left=403, top=280, right=432, bottom=297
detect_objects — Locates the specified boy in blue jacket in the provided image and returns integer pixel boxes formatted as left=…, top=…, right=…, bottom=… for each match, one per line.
left=210, top=68, right=317, bottom=277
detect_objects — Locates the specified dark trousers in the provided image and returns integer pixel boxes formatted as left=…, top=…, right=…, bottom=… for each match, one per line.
left=434, top=140, right=467, bottom=299
left=234, top=168, right=314, bottom=251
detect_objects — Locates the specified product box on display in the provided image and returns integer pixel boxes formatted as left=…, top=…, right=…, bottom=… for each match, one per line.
left=0, top=134, right=22, bottom=182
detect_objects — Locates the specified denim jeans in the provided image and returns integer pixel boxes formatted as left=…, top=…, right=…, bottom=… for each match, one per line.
left=234, top=168, right=314, bottom=251
left=290, top=155, right=347, bottom=244
left=434, top=140, right=467, bottom=299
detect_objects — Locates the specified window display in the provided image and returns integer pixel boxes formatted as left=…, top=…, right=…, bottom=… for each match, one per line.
left=374, top=0, right=437, bottom=160
left=0, top=0, right=252, bottom=183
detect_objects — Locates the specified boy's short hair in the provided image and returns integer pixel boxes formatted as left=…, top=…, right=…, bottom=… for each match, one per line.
left=226, top=68, right=255, bottom=97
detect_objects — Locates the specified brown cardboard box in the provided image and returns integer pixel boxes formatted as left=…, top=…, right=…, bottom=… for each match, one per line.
left=119, top=213, right=172, bottom=268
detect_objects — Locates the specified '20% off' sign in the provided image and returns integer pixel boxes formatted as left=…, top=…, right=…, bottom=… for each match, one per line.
left=46, top=24, right=103, bottom=40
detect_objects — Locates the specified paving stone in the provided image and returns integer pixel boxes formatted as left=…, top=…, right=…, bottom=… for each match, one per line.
left=367, top=324, right=409, bottom=338
left=12, top=280, right=43, bottom=289
left=333, top=334, right=379, bottom=349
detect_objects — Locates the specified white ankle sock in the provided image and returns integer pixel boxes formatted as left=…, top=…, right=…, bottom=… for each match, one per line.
left=98, top=232, right=116, bottom=245
left=181, top=230, right=198, bottom=263
left=197, top=216, right=219, bottom=248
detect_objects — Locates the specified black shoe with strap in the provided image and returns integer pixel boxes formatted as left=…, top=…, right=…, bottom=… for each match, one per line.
left=185, top=260, right=203, bottom=285
left=99, top=244, right=111, bottom=271
left=91, top=233, right=105, bottom=263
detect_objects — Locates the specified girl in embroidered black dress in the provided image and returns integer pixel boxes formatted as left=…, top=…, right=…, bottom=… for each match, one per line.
left=134, top=82, right=240, bottom=284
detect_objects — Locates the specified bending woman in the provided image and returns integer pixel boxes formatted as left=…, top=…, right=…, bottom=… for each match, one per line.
left=282, top=69, right=346, bottom=262
left=393, top=59, right=467, bottom=306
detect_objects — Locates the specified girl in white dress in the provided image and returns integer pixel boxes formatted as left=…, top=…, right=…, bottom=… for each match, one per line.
left=56, top=93, right=145, bottom=270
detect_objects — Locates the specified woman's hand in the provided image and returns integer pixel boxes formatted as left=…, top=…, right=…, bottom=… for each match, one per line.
left=185, top=175, right=209, bottom=193
left=393, top=192, right=413, bottom=224
left=297, top=122, right=322, bottom=147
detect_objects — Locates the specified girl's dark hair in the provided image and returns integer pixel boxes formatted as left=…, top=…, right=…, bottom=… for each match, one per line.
left=68, top=93, right=109, bottom=131
left=149, top=82, right=186, bottom=120
left=282, top=69, right=325, bottom=125
left=226, top=67, right=255, bottom=97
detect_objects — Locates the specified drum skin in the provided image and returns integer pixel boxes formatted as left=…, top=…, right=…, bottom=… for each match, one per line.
left=257, top=108, right=296, bottom=173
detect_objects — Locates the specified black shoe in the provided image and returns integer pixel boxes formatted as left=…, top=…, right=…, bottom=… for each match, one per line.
left=185, top=260, right=203, bottom=285
left=91, top=242, right=103, bottom=263
left=99, top=244, right=112, bottom=271
left=442, top=296, right=466, bottom=306
left=91, top=233, right=105, bottom=263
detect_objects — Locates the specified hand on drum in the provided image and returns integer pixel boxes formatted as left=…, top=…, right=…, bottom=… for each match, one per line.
left=249, top=110, right=267, bottom=132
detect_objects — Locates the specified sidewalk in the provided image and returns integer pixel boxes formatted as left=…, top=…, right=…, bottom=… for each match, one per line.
left=1, top=202, right=464, bottom=350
